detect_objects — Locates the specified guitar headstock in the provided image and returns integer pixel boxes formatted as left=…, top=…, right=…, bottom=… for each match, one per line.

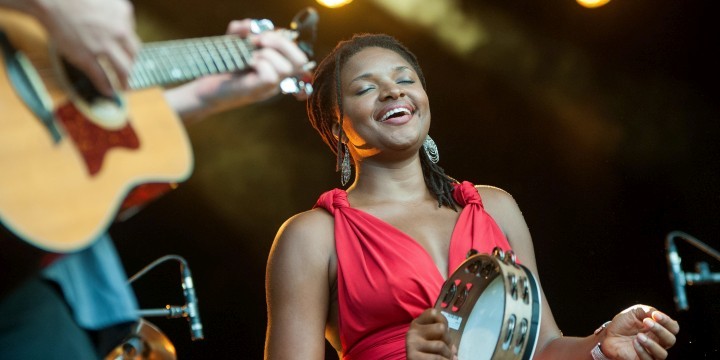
left=252, top=7, right=318, bottom=97
left=290, top=7, right=319, bottom=59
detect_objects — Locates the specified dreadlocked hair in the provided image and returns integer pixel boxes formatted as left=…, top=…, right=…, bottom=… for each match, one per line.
left=307, top=33, right=457, bottom=209
left=420, top=148, right=458, bottom=211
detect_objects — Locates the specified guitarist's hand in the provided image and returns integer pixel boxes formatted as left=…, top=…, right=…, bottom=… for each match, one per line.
left=406, top=309, right=458, bottom=360
left=166, top=18, right=313, bottom=122
left=24, top=0, right=141, bottom=96
left=234, top=19, right=315, bottom=102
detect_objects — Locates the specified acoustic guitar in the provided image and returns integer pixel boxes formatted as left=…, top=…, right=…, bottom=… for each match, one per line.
left=0, top=8, right=316, bottom=253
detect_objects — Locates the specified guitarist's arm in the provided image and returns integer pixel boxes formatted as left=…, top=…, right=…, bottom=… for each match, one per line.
left=0, top=0, right=140, bottom=96
left=0, top=0, right=312, bottom=121
left=116, top=19, right=312, bottom=220
left=164, top=19, right=313, bottom=124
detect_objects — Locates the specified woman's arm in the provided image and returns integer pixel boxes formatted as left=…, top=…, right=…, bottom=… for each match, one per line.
left=480, top=186, right=679, bottom=360
left=477, top=186, right=566, bottom=352
left=265, top=209, right=335, bottom=360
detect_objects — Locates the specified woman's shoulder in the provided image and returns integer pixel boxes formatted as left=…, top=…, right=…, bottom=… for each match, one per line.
left=269, top=208, right=336, bottom=270
left=278, top=208, right=335, bottom=240
left=470, top=184, right=523, bottom=223
left=469, top=183, right=532, bottom=247
left=473, top=184, right=515, bottom=204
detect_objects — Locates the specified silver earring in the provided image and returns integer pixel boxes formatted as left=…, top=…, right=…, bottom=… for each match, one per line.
left=423, top=135, right=439, bottom=163
left=341, top=144, right=351, bottom=186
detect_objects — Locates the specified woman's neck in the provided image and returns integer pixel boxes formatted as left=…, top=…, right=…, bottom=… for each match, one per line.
left=346, top=156, right=432, bottom=205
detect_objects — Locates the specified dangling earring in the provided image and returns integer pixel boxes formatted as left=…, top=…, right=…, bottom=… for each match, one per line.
left=423, top=135, right=439, bottom=163
left=340, top=143, right=352, bottom=186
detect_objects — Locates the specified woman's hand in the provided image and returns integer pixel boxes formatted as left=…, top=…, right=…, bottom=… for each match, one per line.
left=599, top=304, right=680, bottom=360
left=406, top=308, right=457, bottom=360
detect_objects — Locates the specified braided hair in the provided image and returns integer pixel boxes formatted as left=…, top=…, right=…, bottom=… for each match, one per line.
left=307, top=33, right=457, bottom=209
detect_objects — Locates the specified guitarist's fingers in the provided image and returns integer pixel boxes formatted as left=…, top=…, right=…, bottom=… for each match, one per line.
left=104, top=18, right=140, bottom=92
left=75, top=59, right=114, bottom=97
left=44, top=0, right=139, bottom=96
left=253, top=47, right=297, bottom=82
left=226, top=20, right=310, bottom=78
left=95, top=41, right=136, bottom=92
left=254, top=31, right=310, bottom=75
left=248, top=61, right=283, bottom=99
left=226, top=19, right=254, bottom=38
left=77, top=48, right=130, bottom=96
left=120, top=31, right=141, bottom=66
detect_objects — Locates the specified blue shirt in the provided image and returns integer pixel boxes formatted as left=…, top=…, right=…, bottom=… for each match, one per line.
left=42, top=234, right=138, bottom=330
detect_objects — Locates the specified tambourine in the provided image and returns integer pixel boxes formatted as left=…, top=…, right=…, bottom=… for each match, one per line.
left=434, top=247, right=541, bottom=360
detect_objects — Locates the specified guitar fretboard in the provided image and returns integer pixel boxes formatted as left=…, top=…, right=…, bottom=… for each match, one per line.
left=129, top=35, right=254, bottom=89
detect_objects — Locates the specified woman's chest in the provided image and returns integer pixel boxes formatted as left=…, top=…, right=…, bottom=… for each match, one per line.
left=368, top=203, right=460, bottom=272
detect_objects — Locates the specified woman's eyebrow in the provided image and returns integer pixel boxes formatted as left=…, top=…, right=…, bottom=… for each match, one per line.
left=350, top=72, right=373, bottom=84
left=350, top=66, right=413, bottom=84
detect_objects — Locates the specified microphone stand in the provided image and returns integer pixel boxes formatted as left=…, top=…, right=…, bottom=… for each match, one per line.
left=136, top=305, right=188, bottom=319
left=128, top=254, right=197, bottom=322
left=128, top=254, right=203, bottom=333
left=110, top=255, right=200, bottom=360
left=665, top=231, right=720, bottom=311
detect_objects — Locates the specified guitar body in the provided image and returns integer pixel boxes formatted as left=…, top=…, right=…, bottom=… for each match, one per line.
left=0, top=10, right=193, bottom=252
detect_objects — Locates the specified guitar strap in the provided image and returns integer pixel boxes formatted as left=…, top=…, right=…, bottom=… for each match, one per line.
left=0, top=29, right=61, bottom=141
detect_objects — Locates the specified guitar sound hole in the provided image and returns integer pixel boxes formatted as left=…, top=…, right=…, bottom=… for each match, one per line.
left=61, top=58, right=119, bottom=105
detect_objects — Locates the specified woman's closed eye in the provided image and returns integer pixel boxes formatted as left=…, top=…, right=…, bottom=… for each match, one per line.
left=355, top=86, right=374, bottom=96
left=353, top=78, right=415, bottom=96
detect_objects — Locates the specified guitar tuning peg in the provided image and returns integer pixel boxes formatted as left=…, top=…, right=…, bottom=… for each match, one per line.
left=280, top=77, right=313, bottom=96
left=250, top=19, right=275, bottom=34
left=303, top=82, right=313, bottom=96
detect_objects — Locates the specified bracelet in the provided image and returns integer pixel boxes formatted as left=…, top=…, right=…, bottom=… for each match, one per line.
left=591, top=321, right=612, bottom=360
left=593, top=320, right=612, bottom=335
left=591, top=343, right=612, bottom=360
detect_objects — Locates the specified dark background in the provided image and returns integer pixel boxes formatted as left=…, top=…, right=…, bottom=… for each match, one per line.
left=109, top=0, right=720, bottom=358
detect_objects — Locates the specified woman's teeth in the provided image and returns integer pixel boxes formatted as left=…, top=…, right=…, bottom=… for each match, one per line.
left=379, top=108, right=411, bottom=122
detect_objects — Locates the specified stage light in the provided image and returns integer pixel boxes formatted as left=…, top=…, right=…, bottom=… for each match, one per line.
left=370, top=0, right=488, bottom=55
left=577, top=0, right=611, bottom=8
left=316, top=0, right=353, bottom=8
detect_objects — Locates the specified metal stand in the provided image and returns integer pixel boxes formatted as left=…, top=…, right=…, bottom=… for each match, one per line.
left=666, top=231, right=720, bottom=311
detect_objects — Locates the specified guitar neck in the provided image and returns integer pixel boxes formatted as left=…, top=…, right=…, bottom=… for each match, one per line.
left=128, top=35, right=254, bottom=90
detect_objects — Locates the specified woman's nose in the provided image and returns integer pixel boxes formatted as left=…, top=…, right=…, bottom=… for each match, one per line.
left=380, top=83, right=404, bottom=100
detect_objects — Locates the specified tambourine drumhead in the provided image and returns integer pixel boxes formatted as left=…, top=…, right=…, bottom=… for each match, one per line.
left=456, top=276, right=504, bottom=359
left=434, top=250, right=541, bottom=360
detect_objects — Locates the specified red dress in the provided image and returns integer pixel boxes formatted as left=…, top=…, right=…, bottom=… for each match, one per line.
left=313, top=181, right=513, bottom=359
